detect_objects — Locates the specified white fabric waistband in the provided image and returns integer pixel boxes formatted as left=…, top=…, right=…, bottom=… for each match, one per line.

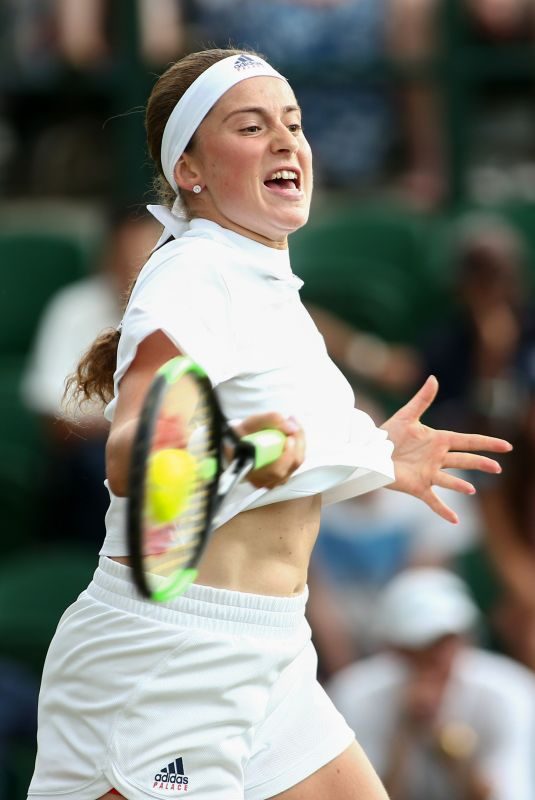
left=86, top=556, right=308, bottom=638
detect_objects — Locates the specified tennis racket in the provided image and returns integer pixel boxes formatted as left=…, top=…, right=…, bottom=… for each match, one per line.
left=127, top=355, right=286, bottom=602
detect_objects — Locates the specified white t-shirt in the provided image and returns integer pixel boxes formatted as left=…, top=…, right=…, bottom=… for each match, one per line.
left=327, top=649, right=535, bottom=800
left=101, top=218, right=394, bottom=556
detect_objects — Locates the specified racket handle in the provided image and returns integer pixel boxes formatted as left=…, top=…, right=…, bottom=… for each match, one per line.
left=241, top=429, right=286, bottom=470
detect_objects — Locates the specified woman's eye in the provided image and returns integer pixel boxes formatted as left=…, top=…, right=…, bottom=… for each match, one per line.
left=288, top=124, right=302, bottom=133
left=242, top=125, right=261, bottom=133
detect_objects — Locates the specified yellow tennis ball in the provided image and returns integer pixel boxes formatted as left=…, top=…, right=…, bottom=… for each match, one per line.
left=147, top=448, right=197, bottom=524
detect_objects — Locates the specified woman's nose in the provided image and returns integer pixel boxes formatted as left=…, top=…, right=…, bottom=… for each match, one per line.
left=271, top=125, right=298, bottom=153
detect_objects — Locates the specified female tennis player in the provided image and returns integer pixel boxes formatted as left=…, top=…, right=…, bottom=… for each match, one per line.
left=28, top=48, right=512, bottom=800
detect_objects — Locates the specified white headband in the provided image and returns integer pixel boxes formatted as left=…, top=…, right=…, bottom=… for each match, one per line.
left=161, top=53, right=286, bottom=193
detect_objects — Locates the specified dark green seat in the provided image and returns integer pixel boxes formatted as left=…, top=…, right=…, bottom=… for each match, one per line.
left=0, top=356, right=46, bottom=553
left=3, top=742, right=38, bottom=800
left=291, top=202, right=444, bottom=344
left=0, top=545, right=97, bottom=678
left=0, top=231, right=88, bottom=356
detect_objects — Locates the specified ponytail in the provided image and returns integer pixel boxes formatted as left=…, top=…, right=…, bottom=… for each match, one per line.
left=64, top=241, right=146, bottom=411
left=65, top=327, right=120, bottom=409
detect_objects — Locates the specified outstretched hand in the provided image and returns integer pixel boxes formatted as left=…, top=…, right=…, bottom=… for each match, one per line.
left=381, top=376, right=512, bottom=523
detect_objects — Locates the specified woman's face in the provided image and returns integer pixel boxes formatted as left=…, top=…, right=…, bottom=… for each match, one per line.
left=177, top=76, right=313, bottom=248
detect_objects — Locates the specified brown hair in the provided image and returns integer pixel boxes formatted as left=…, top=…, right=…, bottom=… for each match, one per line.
left=68, top=48, right=249, bottom=408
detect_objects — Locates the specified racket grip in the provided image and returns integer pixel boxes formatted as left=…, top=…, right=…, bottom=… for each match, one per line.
left=241, top=429, right=286, bottom=470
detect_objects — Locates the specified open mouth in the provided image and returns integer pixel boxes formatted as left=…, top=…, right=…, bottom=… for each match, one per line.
left=263, top=169, right=301, bottom=193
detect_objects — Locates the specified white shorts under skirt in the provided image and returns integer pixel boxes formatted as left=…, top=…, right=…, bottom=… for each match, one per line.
left=28, top=557, right=354, bottom=800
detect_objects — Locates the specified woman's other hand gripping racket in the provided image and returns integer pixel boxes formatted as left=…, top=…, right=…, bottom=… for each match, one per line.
left=232, top=412, right=305, bottom=489
left=127, top=356, right=305, bottom=603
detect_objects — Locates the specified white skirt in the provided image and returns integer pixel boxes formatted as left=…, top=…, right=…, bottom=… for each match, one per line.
left=28, top=557, right=354, bottom=800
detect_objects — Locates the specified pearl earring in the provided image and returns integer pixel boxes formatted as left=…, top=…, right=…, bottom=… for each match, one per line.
left=192, top=184, right=202, bottom=194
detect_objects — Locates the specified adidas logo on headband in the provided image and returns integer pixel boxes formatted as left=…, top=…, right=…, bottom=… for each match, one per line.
left=234, top=54, right=265, bottom=71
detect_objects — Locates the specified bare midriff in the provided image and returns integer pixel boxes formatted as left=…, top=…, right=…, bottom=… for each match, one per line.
left=110, top=494, right=321, bottom=597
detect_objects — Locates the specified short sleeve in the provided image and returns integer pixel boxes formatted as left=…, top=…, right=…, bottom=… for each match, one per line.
left=114, top=250, right=237, bottom=394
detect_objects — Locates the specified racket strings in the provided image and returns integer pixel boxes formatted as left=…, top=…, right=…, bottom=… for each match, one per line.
left=143, top=378, right=218, bottom=578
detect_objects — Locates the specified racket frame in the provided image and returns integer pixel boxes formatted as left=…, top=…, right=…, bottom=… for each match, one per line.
left=127, top=357, right=223, bottom=601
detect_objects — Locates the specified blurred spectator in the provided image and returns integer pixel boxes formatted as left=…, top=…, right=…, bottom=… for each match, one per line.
left=387, top=0, right=446, bottom=209
left=327, top=567, right=535, bottom=800
left=187, top=0, right=473, bottom=202
left=410, top=215, right=535, bottom=646
left=1, top=2, right=185, bottom=200
left=21, top=209, right=158, bottom=546
left=388, top=0, right=535, bottom=208
left=56, top=0, right=185, bottom=68
left=476, top=358, right=535, bottom=672
left=0, top=1, right=62, bottom=195
left=0, top=0, right=60, bottom=84
left=465, top=0, right=535, bottom=42
left=313, top=473, right=482, bottom=656
left=187, top=0, right=397, bottom=190
left=417, top=213, right=535, bottom=438
left=54, top=0, right=479, bottom=202
left=306, top=302, right=421, bottom=396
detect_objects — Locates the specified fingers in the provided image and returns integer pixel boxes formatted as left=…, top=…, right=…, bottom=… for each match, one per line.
left=423, top=488, right=459, bottom=525
left=443, top=452, right=503, bottom=474
left=236, top=412, right=305, bottom=489
left=398, top=375, right=439, bottom=421
left=433, top=471, right=476, bottom=496
left=234, top=412, right=299, bottom=438
left=249, top=436, right=303, bottom=489
left=447, top=431, right=513, bottom=454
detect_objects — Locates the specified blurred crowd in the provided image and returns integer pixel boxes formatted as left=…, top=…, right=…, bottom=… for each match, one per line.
left=1, top=0, right=534, bottom=204
left=1, top=2, right=535, bottom=799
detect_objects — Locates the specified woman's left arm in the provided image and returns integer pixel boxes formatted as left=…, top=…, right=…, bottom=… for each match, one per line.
left=381, top=376, right=512, bottom=523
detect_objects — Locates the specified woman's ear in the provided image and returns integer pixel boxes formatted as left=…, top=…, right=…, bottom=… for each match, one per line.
left=174, top=154, right=202, bottom=193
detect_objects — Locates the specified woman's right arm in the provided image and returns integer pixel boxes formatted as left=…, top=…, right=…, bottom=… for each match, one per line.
left=106, top=330, right=181, bottom=496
